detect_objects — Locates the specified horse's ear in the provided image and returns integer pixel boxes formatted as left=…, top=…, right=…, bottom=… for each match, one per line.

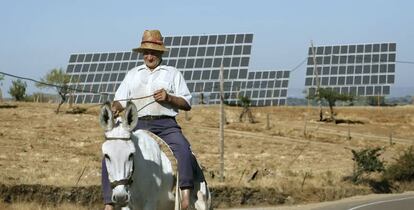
left=123, top=101, right=138, bottom=132
left=99, top=102, right=114, bottom=131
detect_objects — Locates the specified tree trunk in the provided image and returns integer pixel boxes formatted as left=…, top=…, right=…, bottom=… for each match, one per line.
left=247, top=109, right=254, bottom=123
left=319, top=108, right=323, bottom=121
left=56, top=102, right=63, bottom=114
left=239, top=107, right=254, bottom=123
left=56, top=91, right=67, bottom=114
left=329, top=104, right=335, bottom=123
left=239, top=107, right=247, bottom=122
left=319, top=95, right=323, bottom=121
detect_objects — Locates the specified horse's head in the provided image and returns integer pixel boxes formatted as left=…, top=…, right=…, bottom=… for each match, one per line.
left=99, top=101, right=138, bottom=206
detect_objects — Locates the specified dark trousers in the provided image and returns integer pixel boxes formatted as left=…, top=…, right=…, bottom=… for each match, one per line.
left=101, top=117, right=202, bottom=204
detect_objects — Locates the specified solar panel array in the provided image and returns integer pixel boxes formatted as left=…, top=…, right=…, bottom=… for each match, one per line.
left=304, top=42, right=396, bottom=96
left=163, top=34, right=252, bottom=105
left=240, top=70, right=290, bottom=106
left=65, top=33, right=290, bottom=106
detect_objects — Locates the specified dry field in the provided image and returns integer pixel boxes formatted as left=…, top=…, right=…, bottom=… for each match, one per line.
left=0, top=102, right=414, bottom=209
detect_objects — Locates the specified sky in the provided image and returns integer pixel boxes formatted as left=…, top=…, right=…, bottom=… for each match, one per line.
left=0, top=0, right=413, bottom=98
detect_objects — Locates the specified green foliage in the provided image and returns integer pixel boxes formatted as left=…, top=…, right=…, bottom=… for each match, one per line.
left=384, top=146, right=414, bottom=181
left=238, top=95, right=251, bottom=108
left=317, top=88, right=354, bottom=107
left=351, top=147, right=385, bottom=183
left=37, top=68, right=70, bottom=90
left=366, top=96, right=385, bottom=106
left=37, top=68, right=71, bottom=113
left=8, top=79, right=27, bottom=101
left=24, top=92, right=58, bottom=103
left=385, top=95, right=413, bottom=105
left=238, top=95, right=255, bottom=123
left=0, top=73, right=4, bottom=89
left=308, top=88, right=354, bottom=121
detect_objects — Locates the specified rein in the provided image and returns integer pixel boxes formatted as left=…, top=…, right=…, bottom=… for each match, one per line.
left=104, top=137, right=131, bottom=141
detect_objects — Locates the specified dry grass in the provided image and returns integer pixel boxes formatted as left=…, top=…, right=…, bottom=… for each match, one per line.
left=0, top=102, right=102, bottom=186
left=181, top=105, right=413, bottom=187
left=0, top=202, right=99, bottom=210
left=0, top=102, right=413, bottom=206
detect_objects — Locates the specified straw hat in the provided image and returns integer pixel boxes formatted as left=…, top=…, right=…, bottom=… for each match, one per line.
left=132, top=30, right=168, bottom=53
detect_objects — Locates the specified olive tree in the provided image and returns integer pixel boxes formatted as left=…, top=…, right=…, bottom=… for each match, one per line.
left=36, top=68, right=71, bottom=113
left=308, top=88, right=353, bottom=123
left=238, top=95, right=255, bottom=123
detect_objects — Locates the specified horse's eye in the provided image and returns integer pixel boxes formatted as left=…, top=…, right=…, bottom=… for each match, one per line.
left=128, top=153, right=134, bottom=160
left=104, top=154, right=110, bottom=161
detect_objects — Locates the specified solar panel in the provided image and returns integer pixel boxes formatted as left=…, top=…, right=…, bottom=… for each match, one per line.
left=66, top=33, right=289, bottom=106
left=304, top=42, right=396, bottom=96
left=241, top=70, right=290, bottom=106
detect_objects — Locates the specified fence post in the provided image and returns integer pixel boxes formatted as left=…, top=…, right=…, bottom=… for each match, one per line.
left=303, top=113, right=308, bottom=138
left=266, top=113, right=270, bottom=130
left=219, top=64, right=225, bottom=182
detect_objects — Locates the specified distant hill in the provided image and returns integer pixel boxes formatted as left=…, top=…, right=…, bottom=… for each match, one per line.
left=390, top=86, right=414, bottom=97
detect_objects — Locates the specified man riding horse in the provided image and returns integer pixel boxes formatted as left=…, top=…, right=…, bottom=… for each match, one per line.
left=102, top=30, right=205, bottom=210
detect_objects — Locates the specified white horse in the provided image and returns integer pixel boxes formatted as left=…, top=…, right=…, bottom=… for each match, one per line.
left=99, top=102, right=212, bottom=210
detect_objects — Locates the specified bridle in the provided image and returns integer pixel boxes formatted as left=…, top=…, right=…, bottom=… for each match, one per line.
left=105, top=136, right=135, bottom=189
left=111, top=176, right=134, bottom=189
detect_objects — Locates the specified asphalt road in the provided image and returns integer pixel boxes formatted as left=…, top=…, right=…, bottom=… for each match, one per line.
left=216, top=192, right=414, bottom=210
left=314, top=193, right=414, bottom=210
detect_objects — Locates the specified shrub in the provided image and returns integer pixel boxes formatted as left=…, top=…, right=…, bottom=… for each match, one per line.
left=350, top=147, right=385, bottom=183
left=24, top=92, right=59, bottom=103
left=8, top=79, right=27, bottom=101
left=384, top=146, right=414, bottom=181
left=66, top=106, right=87, bottom=114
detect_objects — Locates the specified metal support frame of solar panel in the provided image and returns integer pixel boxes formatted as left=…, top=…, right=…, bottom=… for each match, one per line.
left=65, top=33, right=253, bottom=105
left=240, top=70, right=290, bottom=106
left=304, top=42, right=396, bottom=97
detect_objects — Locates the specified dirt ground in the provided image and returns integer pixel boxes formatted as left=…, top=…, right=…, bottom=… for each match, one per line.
left=0, top=102, right=413, bottom=208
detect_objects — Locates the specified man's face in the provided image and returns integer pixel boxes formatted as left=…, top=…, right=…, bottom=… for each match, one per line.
left=143, top=50, right=163, bottom=70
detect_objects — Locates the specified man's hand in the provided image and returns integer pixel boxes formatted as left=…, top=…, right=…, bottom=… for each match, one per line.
left=111, top=101, right=124, bottom=118
left=104, top=204, right=114, bottom=210
left=153, top=89, right=170, bottom=103
left=153, top=88, right=191, bottom=111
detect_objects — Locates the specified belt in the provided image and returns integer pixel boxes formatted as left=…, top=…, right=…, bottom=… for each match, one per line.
left=138, top=115, right=175, bottom=120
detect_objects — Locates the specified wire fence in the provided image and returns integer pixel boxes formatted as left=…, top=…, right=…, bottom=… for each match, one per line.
left=0, top=70, right=159, bottom=111
left=0, top=58, right=413, bottom=106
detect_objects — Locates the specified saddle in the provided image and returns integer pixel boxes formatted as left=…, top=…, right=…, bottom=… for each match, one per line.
left=142, top=130, right=178, bottom=187
left=142, top=130, right=208, bottom=210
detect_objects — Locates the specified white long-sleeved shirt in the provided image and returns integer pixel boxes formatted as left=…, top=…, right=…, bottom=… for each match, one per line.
left=114, top=64, right=192, bottom=117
